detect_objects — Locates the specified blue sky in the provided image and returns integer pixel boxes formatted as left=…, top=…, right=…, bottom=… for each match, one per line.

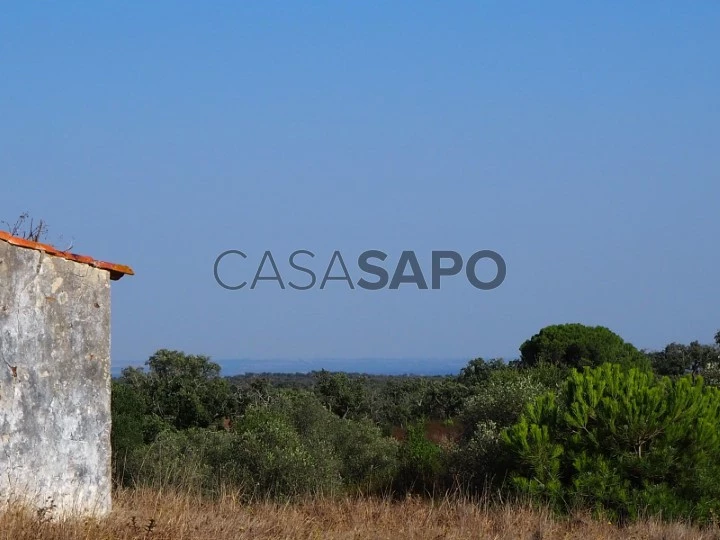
left=1, top=3, right=718, bottom=371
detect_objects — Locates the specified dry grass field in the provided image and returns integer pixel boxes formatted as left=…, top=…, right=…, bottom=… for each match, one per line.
left=1, top=489, right=719, bottom=540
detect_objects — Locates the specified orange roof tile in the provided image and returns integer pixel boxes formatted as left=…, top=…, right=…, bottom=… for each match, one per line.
left=0, top=230, right=134, bottom=281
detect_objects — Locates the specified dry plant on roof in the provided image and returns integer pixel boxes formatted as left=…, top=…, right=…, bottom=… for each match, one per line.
left=1, top=212, right=74, bottom=251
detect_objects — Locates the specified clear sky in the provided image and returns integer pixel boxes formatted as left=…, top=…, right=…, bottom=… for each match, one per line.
left=1, top=3, right=718, bottom=370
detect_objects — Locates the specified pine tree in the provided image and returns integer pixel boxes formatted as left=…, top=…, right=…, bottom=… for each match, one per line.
left=504, top=363, right=720, bottom=522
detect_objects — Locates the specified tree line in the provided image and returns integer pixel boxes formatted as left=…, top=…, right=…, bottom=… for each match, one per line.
left=112, top=323, right=720, bottom=523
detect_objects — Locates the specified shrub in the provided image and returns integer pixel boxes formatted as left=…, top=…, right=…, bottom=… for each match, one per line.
left=448, top=420, right=505, bottom=490
left=111, top=381, right=146, bottom=482
left=450, top=369, right=546, bottom=491
left=314, top=370, right=370, bottom=420
left=394, top=420, right=448, bottom=495
left=229, top=405, right=339, bottom=498
left=268, top=390, right=399, bottom=492
left=460, top=369, right=546, bottom=438
left=331, top=418, right=399, bottom=492
left=504, top=363, right=720, bottom=523
left=122, top=428, right=226, bottom=491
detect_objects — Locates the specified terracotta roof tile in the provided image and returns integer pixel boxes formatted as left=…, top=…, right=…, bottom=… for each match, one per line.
left=0, top=230, right=134, bottom=281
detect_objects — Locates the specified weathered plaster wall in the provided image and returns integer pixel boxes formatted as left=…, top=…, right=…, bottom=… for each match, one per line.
left=0, top=241, right=111, bottom=516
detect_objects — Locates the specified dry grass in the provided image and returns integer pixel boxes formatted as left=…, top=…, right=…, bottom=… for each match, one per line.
left=1, top=489, right=718, bottom=540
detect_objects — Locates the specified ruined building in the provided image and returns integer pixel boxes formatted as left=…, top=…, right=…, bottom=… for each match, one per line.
left=0, top=231, right=133, bottom=516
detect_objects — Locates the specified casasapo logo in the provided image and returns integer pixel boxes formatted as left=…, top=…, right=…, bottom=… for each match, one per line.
left=214, top=250, right=506, bottom=291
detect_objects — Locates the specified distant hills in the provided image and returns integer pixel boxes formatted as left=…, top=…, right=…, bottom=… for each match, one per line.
left=111, top=357, right=494, bottom=377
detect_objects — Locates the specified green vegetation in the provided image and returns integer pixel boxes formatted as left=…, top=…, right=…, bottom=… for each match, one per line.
left=505, top=364, right=720, bottom=523
left=519, top=323, right=650, bottom=370
left=112, top=323, right=720, bottom=523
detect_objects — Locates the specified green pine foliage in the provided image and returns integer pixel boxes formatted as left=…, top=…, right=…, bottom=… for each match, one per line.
left=519, top=324, right=650, bottom=370
left=504, top=363, right=720, bottom=522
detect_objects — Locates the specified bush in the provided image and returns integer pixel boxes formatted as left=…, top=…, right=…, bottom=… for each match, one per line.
left=230, top=405, right=339, bottom=498
left=448, top=420, right=505, bottom=491
left=449, top=369, right=546, bottom=491
left=331, top=418, right=399, bottom=492
left=121, top=428, right=232, bottom=491
left=111, top=382, right=146, bottom=481
left=526, top=361, right=569, bottom=391
left=373, top=377, right=469, bottom=428
left=504, top=363, right=720, bottom=523
left=269, top=390, right=399, bottom=492
left=111, top=381, right=176, bottom=486
left=460, top=369, right=546, bottom=438
left=394, top=420, right=448, bottom=495
left=314, top=370, right=370, bottom=420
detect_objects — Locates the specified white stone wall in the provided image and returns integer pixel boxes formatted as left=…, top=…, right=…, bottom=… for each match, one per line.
left=0, top=241, right=112, bottom=516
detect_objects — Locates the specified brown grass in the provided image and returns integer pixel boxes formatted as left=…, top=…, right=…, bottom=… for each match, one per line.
left=1, top=489, right=718, bottom=540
